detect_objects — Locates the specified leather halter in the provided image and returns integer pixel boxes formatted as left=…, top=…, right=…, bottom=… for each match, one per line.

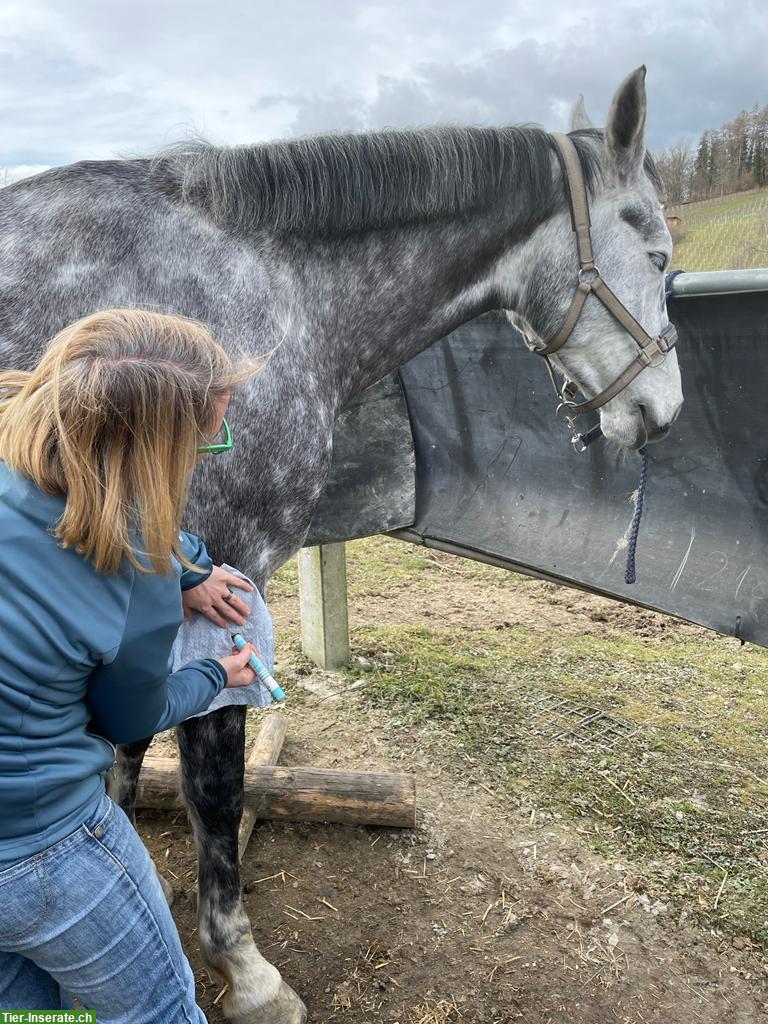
left=538, top=132, right=678, bottom=448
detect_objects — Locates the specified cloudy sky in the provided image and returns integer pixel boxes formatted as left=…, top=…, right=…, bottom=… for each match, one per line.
left=1, top=0, right=765, bottom=180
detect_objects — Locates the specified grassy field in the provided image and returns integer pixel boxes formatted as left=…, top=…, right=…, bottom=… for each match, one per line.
left=272, top=536, right=768, bottom=957
left=668, top=189, right=768, bottom=272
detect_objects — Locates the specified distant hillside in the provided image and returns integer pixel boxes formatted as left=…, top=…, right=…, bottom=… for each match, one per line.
left=654, top=104, right=768, bottom=204
left=666, top=189, right=768, bottom=272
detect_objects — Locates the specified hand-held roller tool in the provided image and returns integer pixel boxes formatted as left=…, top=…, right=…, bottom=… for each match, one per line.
left=231, top=633, right=286, bottom=701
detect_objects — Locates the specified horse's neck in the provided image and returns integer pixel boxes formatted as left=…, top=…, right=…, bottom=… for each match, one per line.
left=279, top=208, right=513, bottom=406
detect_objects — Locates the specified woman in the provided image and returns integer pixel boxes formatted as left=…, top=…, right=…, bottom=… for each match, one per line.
left=0, top=309, right=258, bottom=1022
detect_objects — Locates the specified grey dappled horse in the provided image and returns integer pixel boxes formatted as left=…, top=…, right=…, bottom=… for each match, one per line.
left=0, top=68, right=680, bottom=1022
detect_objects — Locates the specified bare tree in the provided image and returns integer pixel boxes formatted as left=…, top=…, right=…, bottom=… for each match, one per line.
left=653, top=140, right=694, bottom=204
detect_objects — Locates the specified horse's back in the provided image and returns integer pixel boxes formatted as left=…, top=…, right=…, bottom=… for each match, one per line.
left=0, top=160, right=271, bottom=370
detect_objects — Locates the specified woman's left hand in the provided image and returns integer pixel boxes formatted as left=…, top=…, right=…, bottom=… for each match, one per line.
left=182, top=564, right=254, bottom=628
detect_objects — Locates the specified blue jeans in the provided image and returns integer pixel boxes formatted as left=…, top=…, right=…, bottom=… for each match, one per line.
left=0, top=794, right=207, bottom=1023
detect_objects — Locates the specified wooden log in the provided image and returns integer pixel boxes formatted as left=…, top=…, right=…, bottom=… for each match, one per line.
left=137, top=756, right=416, bottom=829
left=238, top=713, right=287, bottom=860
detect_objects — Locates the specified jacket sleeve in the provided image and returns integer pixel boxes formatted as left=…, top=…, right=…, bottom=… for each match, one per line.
left=88, top=658, right=227, bottom=744
left=86, top=569, right=227, bottom=744
left=178, top=530, right=213, bottom=591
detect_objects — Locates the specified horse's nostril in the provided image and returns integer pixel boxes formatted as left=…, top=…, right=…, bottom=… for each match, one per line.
left=637, top=405, right=672, bottom=440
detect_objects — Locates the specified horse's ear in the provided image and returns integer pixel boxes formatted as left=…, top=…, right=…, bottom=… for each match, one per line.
left=569, top=95, right=594, bottom=131
left=605, top=66, right=647, bottom=182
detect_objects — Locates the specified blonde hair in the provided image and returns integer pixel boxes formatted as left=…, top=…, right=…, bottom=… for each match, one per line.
left=0, top=308, right=257, bottom=575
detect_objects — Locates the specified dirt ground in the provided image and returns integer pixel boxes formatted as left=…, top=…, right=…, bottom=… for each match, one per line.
left=140, top=562, right=768, bottom=1023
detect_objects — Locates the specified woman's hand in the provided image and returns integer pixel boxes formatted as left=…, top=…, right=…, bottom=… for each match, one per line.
left=217, top=644, right=258, bottom=688
left=182, top=564, right=254, bottom=627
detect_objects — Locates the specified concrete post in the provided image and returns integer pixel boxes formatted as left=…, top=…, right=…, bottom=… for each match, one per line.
left=297, top=543, right=350, bottom=670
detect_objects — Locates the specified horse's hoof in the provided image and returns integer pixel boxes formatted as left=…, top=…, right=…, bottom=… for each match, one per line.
left=227, top=982, right=307, bottom=1024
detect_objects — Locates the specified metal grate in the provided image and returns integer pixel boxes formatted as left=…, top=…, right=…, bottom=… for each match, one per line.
left=525, top=692, right=637, bottom=751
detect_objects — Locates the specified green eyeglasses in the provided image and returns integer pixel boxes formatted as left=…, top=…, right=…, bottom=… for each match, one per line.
left=197, top=416, right=234, bottom=455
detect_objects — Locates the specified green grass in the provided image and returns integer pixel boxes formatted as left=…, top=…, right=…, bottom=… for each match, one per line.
left=668, top=190, right=768, bottom=271
left=347, top=621, right=768, bottom=947
left=269, top=534, right=512, bottom=601
left=274, top=536, right=768, bottom=953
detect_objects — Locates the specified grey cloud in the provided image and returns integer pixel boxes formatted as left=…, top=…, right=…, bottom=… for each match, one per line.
left=0, top=35, right=194, bottom=165
left=289, top=94, right=367, bottom=136
left=1, top=0, right=766, bottom=173
left=252, top=95, right=296, bottom=112
left=284, top=2, right=768, bottom=150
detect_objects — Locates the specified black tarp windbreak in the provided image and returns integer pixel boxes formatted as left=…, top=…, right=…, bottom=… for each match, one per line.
left=310, top=287, right=768, bottom=647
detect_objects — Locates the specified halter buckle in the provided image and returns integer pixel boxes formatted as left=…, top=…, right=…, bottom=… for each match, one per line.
left=658, top=322, right=678, bottom=352
left=639, top=324, right=677, bottom=368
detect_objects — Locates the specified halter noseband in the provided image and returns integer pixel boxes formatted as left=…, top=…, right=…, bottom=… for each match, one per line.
left=538, top=132, right=678, bottom=451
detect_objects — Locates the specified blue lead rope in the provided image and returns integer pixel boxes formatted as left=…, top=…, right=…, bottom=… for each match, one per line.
left=623, top=270, right=680, bottom=582
left=574, top=273, right=678, bottom=578
left=624, top=446, right=649, bottom=585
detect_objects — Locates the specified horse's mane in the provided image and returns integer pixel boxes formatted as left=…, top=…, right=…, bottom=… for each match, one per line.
left=152, top=125, right=608, bottom=238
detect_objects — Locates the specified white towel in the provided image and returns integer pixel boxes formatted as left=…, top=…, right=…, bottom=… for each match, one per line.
left=171, top=564, right=275, bottom=718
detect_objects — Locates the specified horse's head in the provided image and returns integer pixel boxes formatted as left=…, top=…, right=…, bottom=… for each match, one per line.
left=502, top=67, right=682, bottom=450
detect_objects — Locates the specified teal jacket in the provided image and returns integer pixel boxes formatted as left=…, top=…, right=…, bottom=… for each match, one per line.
left=0, top=462, right=227, bottom=864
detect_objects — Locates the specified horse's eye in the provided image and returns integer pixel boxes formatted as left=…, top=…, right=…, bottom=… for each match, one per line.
left=649, top=252, right=667, bottom=272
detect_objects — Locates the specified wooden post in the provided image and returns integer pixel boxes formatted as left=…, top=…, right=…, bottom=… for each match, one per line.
left=137, top=757, right=416, bottom=829
left=298, top=543, right=350, bottom=669
left=238, top=713, right=287, bottom=860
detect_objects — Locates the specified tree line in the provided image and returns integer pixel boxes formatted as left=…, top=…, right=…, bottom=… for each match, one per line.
left=653, top=104, right=768, bottom=205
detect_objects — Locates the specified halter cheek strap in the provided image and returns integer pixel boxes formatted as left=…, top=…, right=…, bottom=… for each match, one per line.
left=538, top=132, right=678, bottom=436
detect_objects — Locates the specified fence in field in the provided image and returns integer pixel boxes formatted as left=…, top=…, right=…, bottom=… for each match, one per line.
left=666, top=190, right=768, bottom=272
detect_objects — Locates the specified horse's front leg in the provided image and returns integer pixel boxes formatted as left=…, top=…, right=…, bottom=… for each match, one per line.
left=108, top=735, right=176, bottom=905
left=177, top=706, right=306, bottom=1024
left=108, top=736, right=154, bottom=823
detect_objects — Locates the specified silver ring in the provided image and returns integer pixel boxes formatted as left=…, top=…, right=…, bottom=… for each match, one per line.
left=556, top=400, right=577, bottom=424
left=578, top=265, right=600, bottom=285
left=222, top=592, right=233, bottom=604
